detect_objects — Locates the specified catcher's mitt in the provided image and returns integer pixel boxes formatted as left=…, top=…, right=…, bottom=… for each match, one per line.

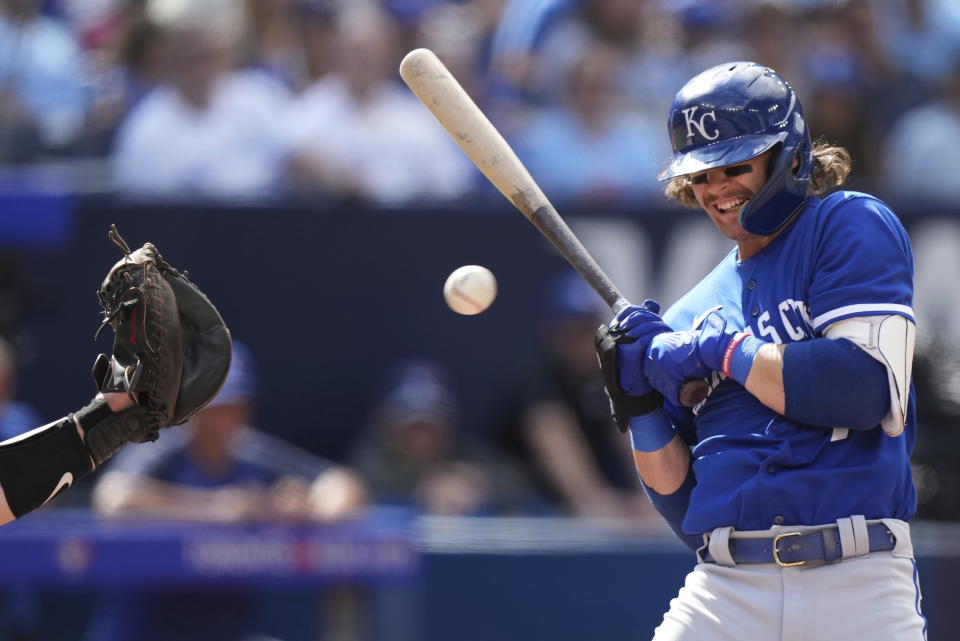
left=89, top=225, right=231, bottom=453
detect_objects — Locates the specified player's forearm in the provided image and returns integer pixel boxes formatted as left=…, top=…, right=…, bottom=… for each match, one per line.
left=632, top=433, right=690, bottom=494
left=743, top=342, right=786, bottom=414
left=741, top=338, right=890, bottom=429
left=632, top=433, right=700, bottom=551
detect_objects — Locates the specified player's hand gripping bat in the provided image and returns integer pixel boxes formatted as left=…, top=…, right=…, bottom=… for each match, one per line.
left=399, top=48, right=708, bottom=408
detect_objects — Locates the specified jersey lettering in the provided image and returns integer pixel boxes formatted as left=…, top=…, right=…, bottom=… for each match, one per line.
left=754, top=300, right=813, bottom=344
left=778, top=299, right=810, bottom=341
left=682, top=107, right=719, bottom=141
left=756, top=311, right=783, bottom=343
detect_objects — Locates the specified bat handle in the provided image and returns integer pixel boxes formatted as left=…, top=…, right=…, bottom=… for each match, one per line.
left=679, top=379, right=710, bottom=407
left=608, top=297, right=708, bottom=408
left=611, top=297, right=631, bottom=317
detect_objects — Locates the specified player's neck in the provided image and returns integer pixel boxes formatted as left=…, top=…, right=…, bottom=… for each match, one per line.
left=736, top=230, right=782, bottom=261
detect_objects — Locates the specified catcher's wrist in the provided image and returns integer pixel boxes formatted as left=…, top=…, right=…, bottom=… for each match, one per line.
left=627, top=408, right=677, bottom=452
left=100, top=392, right=136, bottom=413
left=74, top=398, right=156, bottom=467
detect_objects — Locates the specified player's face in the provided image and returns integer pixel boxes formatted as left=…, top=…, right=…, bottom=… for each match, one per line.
left=688, top=152, right=771, bottom=241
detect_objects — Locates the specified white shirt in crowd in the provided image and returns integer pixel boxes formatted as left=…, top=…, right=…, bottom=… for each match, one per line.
left=112, top=71, right=290, bottom=201
left=283, top=76, right=475, bottom=205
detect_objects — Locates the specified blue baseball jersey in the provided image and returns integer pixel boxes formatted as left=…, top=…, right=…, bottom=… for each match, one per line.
left=662, top=191, right=917, bottom=534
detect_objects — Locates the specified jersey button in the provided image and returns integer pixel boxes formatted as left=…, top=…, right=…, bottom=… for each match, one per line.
left=773, top=515, right=785, bottom=525
left=767, top=464, right=777, bottom=474
left=750, top=306, right=759, bottom=317
left=747, top=279, right=757, bottom=290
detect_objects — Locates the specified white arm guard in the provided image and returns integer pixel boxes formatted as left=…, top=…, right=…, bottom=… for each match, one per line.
left=824, top=315, right=915, bottom=436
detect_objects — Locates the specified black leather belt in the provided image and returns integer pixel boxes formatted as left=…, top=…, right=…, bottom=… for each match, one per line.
left=702, top=522, right=896, bottom=567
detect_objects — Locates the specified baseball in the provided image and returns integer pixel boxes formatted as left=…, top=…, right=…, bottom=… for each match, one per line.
left=443, top=265, right=497, bottom=315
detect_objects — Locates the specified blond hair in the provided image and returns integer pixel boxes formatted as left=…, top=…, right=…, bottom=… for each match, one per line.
left=663, top=141, right=852, bottom=209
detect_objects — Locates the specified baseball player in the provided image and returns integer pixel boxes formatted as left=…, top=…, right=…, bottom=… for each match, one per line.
left=596, top=62, right=926, bottom=640
left=0, top=229, right=229, bottom=527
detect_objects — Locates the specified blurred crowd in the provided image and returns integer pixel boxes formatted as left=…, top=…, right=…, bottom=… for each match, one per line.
left=1, top=0, right=960, bottom=205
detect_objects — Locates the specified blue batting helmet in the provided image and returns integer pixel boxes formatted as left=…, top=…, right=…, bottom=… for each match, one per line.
left=659, top=62, right=813, bottom=235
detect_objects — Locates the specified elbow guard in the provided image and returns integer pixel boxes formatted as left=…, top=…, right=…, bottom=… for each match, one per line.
left=783, top=338, right=889, bottom=430
left=822, top=315, right=916, bottom=436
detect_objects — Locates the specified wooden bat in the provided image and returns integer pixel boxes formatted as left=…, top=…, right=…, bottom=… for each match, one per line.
left=399, top=48, right=708, bottom=408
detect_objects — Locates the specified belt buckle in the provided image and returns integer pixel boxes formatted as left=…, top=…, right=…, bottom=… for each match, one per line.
left=773, top=531, right=805, bottom=567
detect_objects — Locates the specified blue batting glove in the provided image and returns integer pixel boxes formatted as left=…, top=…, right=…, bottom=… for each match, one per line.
left=698, top=312, right=764, bottom=384
left=644, top=331, right=711, bottom=406
left=612, top=300, right=672, bottom=396
left=596, top=299, right=672, bottom=433
left=644, top=312, right=754, bottom=405
left=695, top=312, right=740, bottom=371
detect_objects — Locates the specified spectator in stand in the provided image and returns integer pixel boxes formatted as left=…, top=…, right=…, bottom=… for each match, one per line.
left=513, top=45, right=665, bottom=205
left=800, top=2, right=924, bottom=185
left=81, top=4, right=172, bottom=156
left=882, top=57, right=960, bottom=203
left=869, top=0, right=960, bottom=86
left=832, top=0, right=926, bottom=128
left=240, top=0, right=312, bottom=92
left=0, top=0, right=91, bottom=161
left=524, top=0, right=688, bottom=118
left=111, top=0, right=291, bottom=200
left=283, top=5, right=475, bottom=205
left=87, top=340, right=367, bottom=641
left=416, top=0, right=491, bottom=108
left=92, top=340, right=366, bottom=523
left=671, top=1, right=753, bottom=76
left=297, top=0, right=337, bottom=86
left=353, top=360, right=530, bottom=516
left=800, top=50, right=878, bottom=180
left=736, top=2, right=804, bottom=92
left=495, top=273, right=659, bottom=523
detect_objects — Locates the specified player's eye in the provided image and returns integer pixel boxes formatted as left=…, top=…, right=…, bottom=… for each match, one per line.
left=690, top=173, right=708, bottom=185
left=724, top=164, right=753, bottom=177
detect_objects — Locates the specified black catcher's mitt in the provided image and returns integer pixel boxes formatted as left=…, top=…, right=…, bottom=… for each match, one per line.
left=86, top=225, right=231, bottom=461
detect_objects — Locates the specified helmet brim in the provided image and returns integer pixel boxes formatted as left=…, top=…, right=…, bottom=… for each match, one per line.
left=657, top=133, right=787, bottom=181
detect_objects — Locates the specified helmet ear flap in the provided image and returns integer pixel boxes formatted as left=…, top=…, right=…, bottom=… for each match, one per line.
left=765, top=143, right=782, bottom=177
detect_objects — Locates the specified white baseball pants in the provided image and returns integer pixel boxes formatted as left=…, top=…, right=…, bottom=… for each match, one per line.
left=652, top=518, right=927, bottom=641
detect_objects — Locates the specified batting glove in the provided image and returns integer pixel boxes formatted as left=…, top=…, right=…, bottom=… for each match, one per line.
left=645, top=312, right=756, bottom=406
left=596, top=300, right=673, bottom=433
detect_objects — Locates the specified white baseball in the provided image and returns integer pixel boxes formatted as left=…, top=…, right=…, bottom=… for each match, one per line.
left=443, top=265, right=497, bottom=315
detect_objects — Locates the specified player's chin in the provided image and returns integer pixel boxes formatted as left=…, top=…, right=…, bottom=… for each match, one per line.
left=707, top=208, right=745, bottom=237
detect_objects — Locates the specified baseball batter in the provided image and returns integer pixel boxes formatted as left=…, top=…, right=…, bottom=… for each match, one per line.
left=596, top=62, right=926, bottom=640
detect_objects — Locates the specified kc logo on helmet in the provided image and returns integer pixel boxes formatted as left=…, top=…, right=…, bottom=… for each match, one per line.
left=683, top=106, right=719, bottom=141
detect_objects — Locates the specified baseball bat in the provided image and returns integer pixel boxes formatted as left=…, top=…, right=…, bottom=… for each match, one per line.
left=399, top=48, right=708, bottom=408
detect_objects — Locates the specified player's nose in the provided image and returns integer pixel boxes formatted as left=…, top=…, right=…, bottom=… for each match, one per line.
left=702, top=169, right=731, bottom=193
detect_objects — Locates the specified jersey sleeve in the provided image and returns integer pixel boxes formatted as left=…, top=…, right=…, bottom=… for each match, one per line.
left=808, top=195, right=914, bottom=333
left=642, top=469, right=701, bottom=551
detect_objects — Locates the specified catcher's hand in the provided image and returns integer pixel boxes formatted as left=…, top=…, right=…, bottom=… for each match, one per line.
left=85, top=225, right=231, bottom=463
